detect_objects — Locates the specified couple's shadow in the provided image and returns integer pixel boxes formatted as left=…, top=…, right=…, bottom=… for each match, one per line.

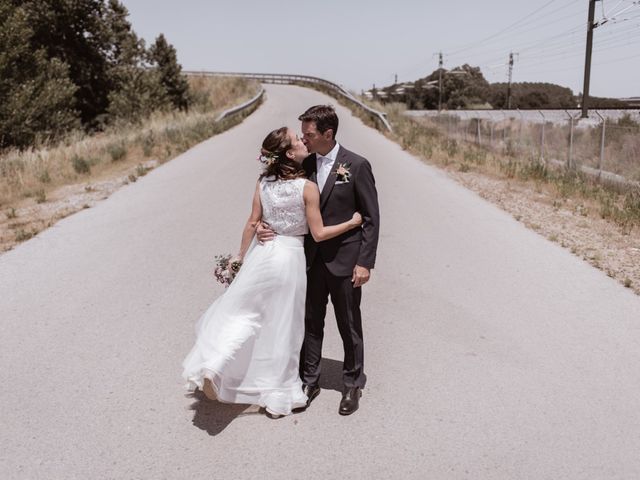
left=188, top=357, right=343, bottom=436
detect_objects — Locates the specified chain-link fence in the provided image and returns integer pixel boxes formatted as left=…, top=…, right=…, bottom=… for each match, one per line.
left=412, top=112, right=640, bottom=184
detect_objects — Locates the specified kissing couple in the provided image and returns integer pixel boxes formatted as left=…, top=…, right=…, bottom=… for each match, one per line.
left=182, top=104, right=380, bottom=418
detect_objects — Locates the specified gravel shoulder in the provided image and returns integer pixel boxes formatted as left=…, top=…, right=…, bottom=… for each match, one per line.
left=443, top=167, right=640, bottom=294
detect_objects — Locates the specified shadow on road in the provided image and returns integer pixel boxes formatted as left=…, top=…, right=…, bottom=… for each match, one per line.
left=187, top=357, right=344, bottom=435
left=318, top=357, right=343, bottom=393
left=187, top=390, right=260, bottom=436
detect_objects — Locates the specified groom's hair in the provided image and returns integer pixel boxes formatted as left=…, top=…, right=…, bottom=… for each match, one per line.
left=298, top=105, right=339, bottom=139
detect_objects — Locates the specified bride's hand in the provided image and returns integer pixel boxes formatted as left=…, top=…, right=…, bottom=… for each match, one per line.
left=229, top=255, right=243, bottom=272
left=350, top=212, right=363, bottom=228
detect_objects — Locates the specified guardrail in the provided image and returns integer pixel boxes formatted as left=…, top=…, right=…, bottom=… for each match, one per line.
left=215, top=87, right=264, bottom=122
left=184, top=71, right=392, bottom=132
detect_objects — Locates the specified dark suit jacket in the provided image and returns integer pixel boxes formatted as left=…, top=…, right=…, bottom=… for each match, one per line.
left=303, top=145, right=380, bottom=277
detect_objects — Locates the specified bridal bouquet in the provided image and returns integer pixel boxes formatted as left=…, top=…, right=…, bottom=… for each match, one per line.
left=213, top=254, right=242, bottom=287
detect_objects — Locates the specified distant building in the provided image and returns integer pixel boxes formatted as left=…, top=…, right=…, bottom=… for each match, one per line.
left=364, top=90, right=387, bottom=99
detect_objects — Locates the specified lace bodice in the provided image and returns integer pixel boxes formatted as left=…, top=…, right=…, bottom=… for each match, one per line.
left=259, top=177, right=309, bottom=236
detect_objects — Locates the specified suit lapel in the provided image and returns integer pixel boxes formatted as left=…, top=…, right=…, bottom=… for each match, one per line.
left=319, top=147, right=346, bottom=210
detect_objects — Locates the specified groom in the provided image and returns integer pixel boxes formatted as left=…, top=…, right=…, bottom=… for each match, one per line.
left=260, top=105, right=380, bottom=415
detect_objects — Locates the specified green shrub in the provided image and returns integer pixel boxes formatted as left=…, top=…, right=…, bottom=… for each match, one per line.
left=35, top=189, right=46, bottom=203
left=141, top=132, right=155, bottom=157
left=72, top=155, right=90, bottom=174
left=519, top=161, right=548, bottom=181
left=38, top=169, right=51, bottom=183
left=107, top=142, right=127, bottom=161
left=135, top=164, right=148, bottom=177
left=15, top=229, right=34, bottom=241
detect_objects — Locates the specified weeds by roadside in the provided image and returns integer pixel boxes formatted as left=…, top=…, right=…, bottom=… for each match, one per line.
left=0, top=76, right=259, bottom=209
left=377, top=103, right=640, bottom=233
left=0, top=76, right=260, bottom=252
left=339, top=97, right=640, bottom=294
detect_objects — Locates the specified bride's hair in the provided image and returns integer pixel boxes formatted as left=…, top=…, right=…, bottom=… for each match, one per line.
left=259, top=127, right=306, bottom=181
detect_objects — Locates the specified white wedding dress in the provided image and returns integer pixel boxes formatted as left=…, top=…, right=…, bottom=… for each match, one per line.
left=182, top=177, right=309, bottom=415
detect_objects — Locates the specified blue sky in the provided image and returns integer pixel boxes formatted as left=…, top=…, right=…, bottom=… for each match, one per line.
left=121, top=0, right=640, bottom=97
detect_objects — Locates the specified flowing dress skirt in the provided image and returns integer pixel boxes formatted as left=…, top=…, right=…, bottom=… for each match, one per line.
left=182, top=235, right=308, bottom=415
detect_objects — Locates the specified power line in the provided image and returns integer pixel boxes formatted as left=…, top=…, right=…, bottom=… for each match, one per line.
left=445, top=0, right=585, bottom=61
left=385, top=1, right=639, bottom=95
left=445, top=0, right=563, bottom=56
left=516, top=48, right=640, bottom=75
left=446, top=1, right=638, bottom=68
left=451, top=22, right=587, bottom=67
left=517, top=28, right=640, bottom=62
left=449, top=8, right=584, bottom=61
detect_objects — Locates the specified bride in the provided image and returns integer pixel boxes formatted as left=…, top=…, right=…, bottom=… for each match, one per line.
left=182, top=126, right=362, bottom=417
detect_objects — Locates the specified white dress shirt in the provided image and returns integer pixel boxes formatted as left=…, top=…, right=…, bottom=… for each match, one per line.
left=316, top=142, right=340, bottom=192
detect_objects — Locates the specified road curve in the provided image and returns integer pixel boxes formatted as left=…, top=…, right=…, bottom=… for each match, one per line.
left=1, top=84, right=639, bottom=479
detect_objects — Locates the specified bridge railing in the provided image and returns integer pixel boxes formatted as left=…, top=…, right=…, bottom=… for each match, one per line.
left=215, top=87, right=264, bottom=122
left=184, top=71, right=392, bottom=132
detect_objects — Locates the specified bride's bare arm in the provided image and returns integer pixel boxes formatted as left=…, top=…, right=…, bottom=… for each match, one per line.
left=304, top=181, right=362, bottom=242
left=237, top=181, right=262, bottom=260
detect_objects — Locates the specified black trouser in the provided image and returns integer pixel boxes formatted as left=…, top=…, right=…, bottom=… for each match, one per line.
left=300, top=256, right=366, bottom=389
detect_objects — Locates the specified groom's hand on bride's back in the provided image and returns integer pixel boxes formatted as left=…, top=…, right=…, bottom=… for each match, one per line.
left=256, top=221, right=276, bottom=244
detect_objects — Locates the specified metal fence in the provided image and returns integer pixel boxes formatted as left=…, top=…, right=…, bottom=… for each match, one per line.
left=411, top=111, right=640, bottom=187
left=215, top=87, right=264, bottom=122
left=184, top=71, right=392, bottom=132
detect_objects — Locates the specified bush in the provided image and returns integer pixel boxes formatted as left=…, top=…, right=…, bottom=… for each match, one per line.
left=0, top=4, right=80, bottom=149
left=72, top=155, right=90, bottom=174
left=141, top=132, right=155, bottom=157
left=35, top=189, right=46, bottom=203
left=107, top=142, right=127, bottom=161
left=38, top=170, right=51, bottom=183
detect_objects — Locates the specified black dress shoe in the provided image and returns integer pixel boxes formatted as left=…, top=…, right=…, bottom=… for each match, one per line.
left=339, top=387, right=362, bottom=416
left=294, top=384, right=320, bottom=411
left=304, top=384, right=321, bottom=405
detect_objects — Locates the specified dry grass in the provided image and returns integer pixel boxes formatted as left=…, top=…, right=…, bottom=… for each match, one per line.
left=434, top=115, right=640, bottom=182
left=0, top=76, right=259, bottom=209
left=340, top=98, right=640, bottom=294
left=0, top=76, right=260, bottom=252
left=372, top=103, right=640, bottom=232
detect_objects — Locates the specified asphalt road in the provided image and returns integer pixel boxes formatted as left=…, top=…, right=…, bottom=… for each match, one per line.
left=1, top=84, right=639, bottom=480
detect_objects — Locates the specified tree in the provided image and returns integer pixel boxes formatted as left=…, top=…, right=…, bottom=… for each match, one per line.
left=441, top=64, right=490, bottom=109
left=107, top=68, right=168, bottom=122
left=389, top=64, right=490, bottom=110
left=149, top=34, right=190, bottom=111
left=16, top=0, right=113, bottom=127
left=0, top=1, right=79, bottom=149
left=489, top=82, right=576, bottom=109
left=1, top=0, right=190, bottom=147
left=103, top=0, right=168, bottom=122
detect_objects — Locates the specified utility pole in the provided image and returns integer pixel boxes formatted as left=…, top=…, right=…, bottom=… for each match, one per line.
left=581, top=0, right=600, bottom=118
left=507, top=52, right=515, bottom=109
left=438, top=52, right=443, bottom=112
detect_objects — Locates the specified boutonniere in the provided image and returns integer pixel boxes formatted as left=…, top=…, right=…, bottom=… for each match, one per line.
left=333, top=162, right=351, bottom=183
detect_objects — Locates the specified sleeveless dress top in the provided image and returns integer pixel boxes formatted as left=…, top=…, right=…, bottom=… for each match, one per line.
left=259, top=177, right=308, bottom=236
